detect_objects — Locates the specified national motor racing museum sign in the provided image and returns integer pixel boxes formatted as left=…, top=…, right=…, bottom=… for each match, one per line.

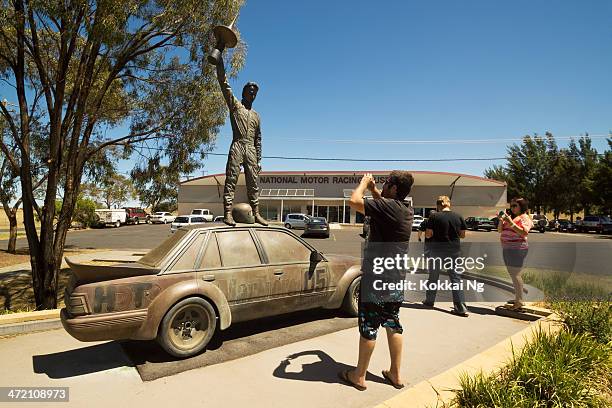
left=258, top=174, right=388, bottom=186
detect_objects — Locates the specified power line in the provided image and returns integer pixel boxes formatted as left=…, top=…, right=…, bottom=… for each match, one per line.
left=201, top=152, right=507, bottom=162
left=285, top=134, right=611, bottom=145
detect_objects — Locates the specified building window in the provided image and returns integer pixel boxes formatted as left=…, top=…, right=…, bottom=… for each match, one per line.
left=282, top=205, right=302, bottom=221
left=259, top=202, right=278, bottom=221
left=306, top=205, right=350, bottom=223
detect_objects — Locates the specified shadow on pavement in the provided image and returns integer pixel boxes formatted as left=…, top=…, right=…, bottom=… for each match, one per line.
left=32, top=341, right=132, bottom=379
left=121, top=308, right=357, bottom=381
left=401, top=302, right=498, bottom=317
left=272, top=349, right=386, bottom=385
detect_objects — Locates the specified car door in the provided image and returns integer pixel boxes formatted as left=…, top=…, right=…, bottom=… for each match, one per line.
left=198, top=229, right=272, bottom=323
left=254, top=229, right=330, bottom=313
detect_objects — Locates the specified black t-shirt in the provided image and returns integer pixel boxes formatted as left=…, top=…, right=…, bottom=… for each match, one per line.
left=364, top=197, right=413, bottom=243
left=419, top=218, right=432, bottom=243
left=361, top=198, right=413, bottom=303
left=426, top=210, right=466, bottom=254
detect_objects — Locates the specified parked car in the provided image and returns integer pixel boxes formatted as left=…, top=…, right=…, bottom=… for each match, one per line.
left=124, top=207, right=150, bottom=225
left=284, top=213, right=310, bottom=229
left=412, top=215, right=424, bottom=231
left=531, top=214, right=548, bottom=233
left=61, top=224, right=362, bottom=358
left=556, top=219, right=576, bottom=233
left=602, top=219, right=612, bottom=234
left=94, top=209, right=127, bottom=228
left=577, top=215, right=612, bottom=234
left=465, top=217, right=496, bottom=231
left=150, top=212, right=176, bottom=224
left=190, top=209, right=214, bottom=222
left=491, top=215, right=501, bottom=229
left=170, top=215, right=207, bottom=233
left=304, top=217, right=330, bottom=238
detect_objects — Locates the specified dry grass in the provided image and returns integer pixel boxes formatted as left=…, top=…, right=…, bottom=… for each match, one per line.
left=0, top=248, right=31, bottom=268
left=0, top=268, right=71, bottom=312
left=0, top=248, right=106, bottom=312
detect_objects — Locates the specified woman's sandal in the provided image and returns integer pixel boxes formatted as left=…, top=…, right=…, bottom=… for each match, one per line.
left=382, top=370, right=405, bottom=389
left=338, top=369, right=367, bottom=391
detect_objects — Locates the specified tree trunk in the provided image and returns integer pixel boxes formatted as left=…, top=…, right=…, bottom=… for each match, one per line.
left=7, top=214, right=18, bottom=254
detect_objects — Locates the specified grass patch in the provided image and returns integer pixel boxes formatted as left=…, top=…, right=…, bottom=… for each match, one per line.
left=0, top=249, right=31, bottom=268
left=447, top=276, right=612, bottom=407
left=0, top=248, right=104, bottom=312
left=0, top=268, right=71, bottom=312
left=551, top=299, right=612, bottom=344
left=453, top=329, right=611, bottom=407
left=477, top=266, right=612, bottom=301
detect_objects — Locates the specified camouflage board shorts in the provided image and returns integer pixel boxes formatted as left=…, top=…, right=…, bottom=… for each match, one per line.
left=358, top=300, right=403, bottom=340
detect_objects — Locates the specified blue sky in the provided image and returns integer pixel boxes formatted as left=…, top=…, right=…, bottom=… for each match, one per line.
left=2, top=1, right=611, bottom=182
left=175, top=0, right=611, bottom=179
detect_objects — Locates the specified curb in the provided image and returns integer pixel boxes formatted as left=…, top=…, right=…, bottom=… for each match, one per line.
left=0, top=309, right=62, bottom=336
left=0, top=318, right=62, bottom=336
left=374, top=312, right=560, bottom=408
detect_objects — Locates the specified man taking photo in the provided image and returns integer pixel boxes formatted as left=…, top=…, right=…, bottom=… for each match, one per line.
left=339, top=171, right=414, bottom=391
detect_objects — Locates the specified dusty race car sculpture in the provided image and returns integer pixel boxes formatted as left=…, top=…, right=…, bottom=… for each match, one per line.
left=61, top=224, right=362, bottom=358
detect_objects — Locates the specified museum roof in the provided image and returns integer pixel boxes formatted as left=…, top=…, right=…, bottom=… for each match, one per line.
left=180, top=170, right=506, bottom=187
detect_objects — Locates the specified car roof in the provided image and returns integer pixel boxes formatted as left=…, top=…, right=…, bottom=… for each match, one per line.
left=179, top=223, right=288, bottom=232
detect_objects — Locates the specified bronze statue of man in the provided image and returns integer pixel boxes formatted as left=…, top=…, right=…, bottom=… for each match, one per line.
left=215, top=58, right=267, bottom=226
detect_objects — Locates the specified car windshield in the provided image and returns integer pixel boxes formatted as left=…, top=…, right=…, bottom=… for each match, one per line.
left=309, top=218, right=326, bottom=223
left=138, top=229, right=188, bottom=267
left=584, top=216, right=598, bottom=221
left=154, top=212, right=164, bottom=216
left=476, top=217, right=490, bottom=221
left=175, top=216, right=189, bottom=223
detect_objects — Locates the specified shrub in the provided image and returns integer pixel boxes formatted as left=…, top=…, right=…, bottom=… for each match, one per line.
left=452, top=329, right=612, bottom=407
left=551, top=299, right=612, bottom=344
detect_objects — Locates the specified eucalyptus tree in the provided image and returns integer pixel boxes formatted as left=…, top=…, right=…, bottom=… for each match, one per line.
left=0, top=0, right=245, bottom=308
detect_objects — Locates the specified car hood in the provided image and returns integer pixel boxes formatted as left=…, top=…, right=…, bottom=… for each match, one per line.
left=65, top=257, right=160, bottom=285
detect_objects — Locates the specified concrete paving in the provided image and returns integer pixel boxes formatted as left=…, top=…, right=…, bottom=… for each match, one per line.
left=0, top=301, right=530, bottom=408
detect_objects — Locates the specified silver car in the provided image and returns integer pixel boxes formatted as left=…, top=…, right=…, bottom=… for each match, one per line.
left=150, top=212, right=176, bottom=224
left=170, top=215, right=207, bottom=233
left=284, top=213, right=310, bottom=229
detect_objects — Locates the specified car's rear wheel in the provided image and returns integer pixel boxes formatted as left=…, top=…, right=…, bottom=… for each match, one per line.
left=341, top=277, right=361, bottom=316
left=284, top=223, right=291, bottom=229
left=115, top=220, right=121, bottom=228
left=157, top=297, right=217, bottom=358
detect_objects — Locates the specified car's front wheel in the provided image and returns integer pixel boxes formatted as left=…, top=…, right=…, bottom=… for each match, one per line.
left=157, top=297, right=217, bottom=358
left=115, top=220, right=121, bottom=228
left=284, top=223, right=291, bottom=229
left=341, top=277, right=361, bottom=316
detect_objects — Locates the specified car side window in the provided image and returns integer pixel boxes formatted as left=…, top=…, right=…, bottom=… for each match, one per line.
left=199, top=233, right=221, bottom=269
left=257, top=230, right=311, bottom=264
left=169, top=233, right=206, bottom=271
left=216, top=230, right=262, bottom=267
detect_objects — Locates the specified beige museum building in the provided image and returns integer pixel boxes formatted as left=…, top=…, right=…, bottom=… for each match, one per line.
left=178, top=171, right=507, bottom=224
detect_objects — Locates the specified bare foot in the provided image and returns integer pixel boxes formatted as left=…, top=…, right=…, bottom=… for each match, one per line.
left=382, top=370, right=404, bottom=389
left=347, top=369, right=367, bottom=389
